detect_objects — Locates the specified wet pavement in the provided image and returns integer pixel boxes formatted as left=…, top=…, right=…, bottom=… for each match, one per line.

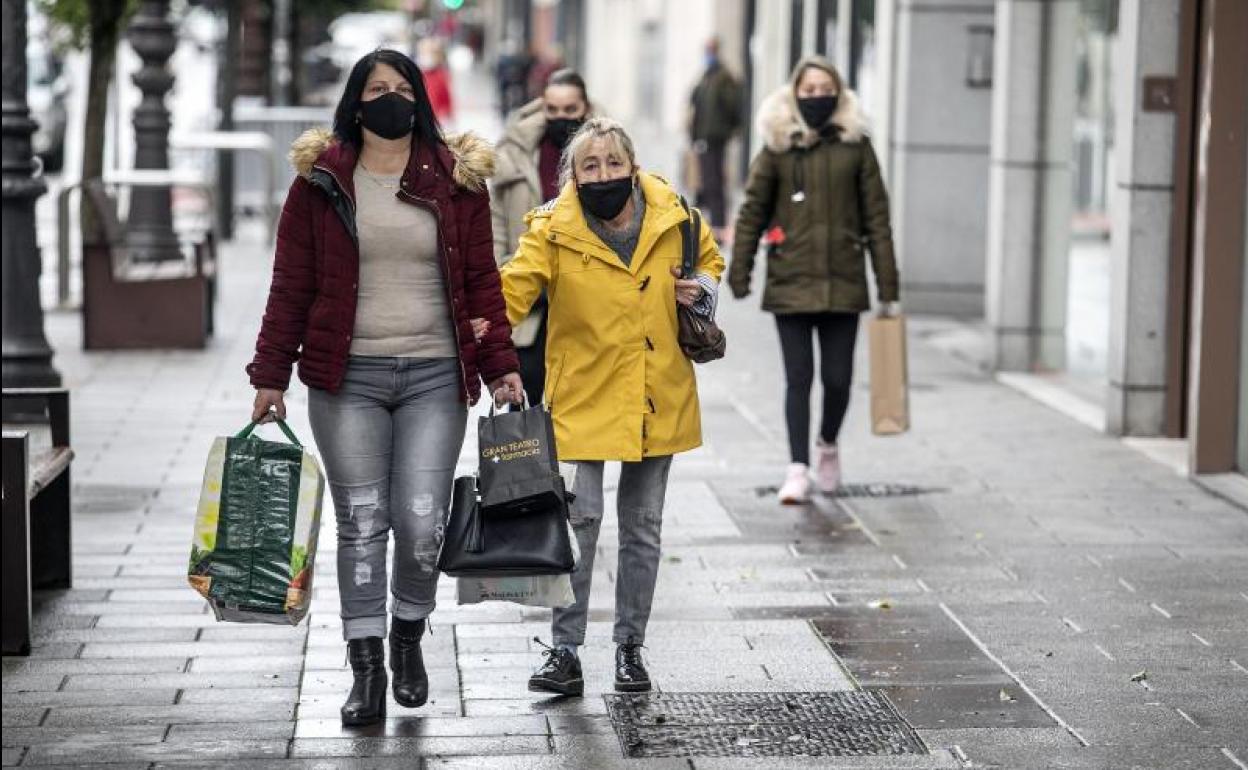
left=6, top=59, right=1247, bottom=770
left=3, top=218, right=1247, bottom=768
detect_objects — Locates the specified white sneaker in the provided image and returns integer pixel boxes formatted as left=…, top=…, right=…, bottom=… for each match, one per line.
left=813, top=439, right=841, bottom=493
left=778, top=463, right=811, bottom=504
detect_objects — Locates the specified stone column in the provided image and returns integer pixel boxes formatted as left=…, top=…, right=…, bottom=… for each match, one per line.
left=1, top=0, right=60, bottom=387
left=1105, top=0, right=1181, bottom=435
left=984, top=0, right=1078, bottom=371
left=888, top=0, right=995, bottom=316
left=124, top=0, right=182, bottom=264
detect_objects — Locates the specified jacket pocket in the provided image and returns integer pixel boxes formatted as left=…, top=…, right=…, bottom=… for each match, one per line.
left=545, top=351, right=569, bottom=408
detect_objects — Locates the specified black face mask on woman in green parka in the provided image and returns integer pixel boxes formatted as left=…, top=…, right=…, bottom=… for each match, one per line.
left=797, top=95, right=838, bottom=128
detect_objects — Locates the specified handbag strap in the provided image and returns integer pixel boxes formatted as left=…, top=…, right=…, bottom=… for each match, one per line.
left=677, top=195, right=700, bottom=280
left=235, top=419, right=303, bottom=447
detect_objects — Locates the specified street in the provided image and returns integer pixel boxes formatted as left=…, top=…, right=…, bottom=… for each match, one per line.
left=4, top=1, right=1248, bottom=766
left=3, top=204, right=1246, bottom=766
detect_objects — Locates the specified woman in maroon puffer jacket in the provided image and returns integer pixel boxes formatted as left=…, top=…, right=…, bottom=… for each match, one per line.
left=246, top=49, right=522, bottom=727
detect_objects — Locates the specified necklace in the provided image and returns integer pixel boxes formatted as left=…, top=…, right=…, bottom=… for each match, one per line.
left=358, top=160, right=401, bottom=189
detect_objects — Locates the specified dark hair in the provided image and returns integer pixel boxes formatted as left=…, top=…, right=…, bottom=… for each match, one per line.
left=332, top=48, right=442, bottom=149
left=544, top=68, right=589, bottom=103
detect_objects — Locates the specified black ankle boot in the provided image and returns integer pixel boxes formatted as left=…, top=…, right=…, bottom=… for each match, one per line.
left=389, top=618, right=428, bottom=708
left=341, top=637, right=386, bottom=726
left=615, top=642, right=651, bottom=692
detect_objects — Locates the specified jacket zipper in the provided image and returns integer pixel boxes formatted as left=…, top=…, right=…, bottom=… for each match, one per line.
left=312, top=164, right=357, bottom=240
left=399, top=189, right=472, bottom=403
left=313, top=165, right=471, bottom=402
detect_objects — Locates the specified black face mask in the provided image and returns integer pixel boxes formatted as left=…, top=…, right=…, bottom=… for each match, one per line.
left=544, top=117, right=584, bottom=149
left=359, top=91, right=416, bottom=140
left=797, top=95, right=838, bottom=129
left=577, top=176, right=634, bottom=220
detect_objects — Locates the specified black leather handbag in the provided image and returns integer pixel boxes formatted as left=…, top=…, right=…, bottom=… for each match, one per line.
left=677, top=197, right=727, bottom=364
left=437, top=475, right=575, bottom=577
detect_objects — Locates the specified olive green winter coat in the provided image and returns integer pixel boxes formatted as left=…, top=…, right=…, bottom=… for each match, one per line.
left=729, top=57, right=899, bottom=314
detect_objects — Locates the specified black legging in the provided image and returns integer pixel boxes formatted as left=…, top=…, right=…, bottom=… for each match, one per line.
left=774, top=312, right=860, bottom=464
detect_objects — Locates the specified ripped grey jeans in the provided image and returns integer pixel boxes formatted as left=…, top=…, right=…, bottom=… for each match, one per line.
left=552, top=456, right=674, bottom=647
left=308, top=356, right=466, bottom=641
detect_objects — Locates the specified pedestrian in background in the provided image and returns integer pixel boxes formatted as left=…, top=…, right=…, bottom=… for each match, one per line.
left=526, top=46, right=565, bottom=101
left=498, top=118, right=724, bottom=697
left=495, top=39, right=533, bottom=118
left=729, top=55, right=900, bottom=505
left=417, top=37, right=454, bottom=124
left=688, top=37, right=742, bottom=243
left=490, top=68, right=596, bottom=406
left=246, top=49, right=523, bottom=727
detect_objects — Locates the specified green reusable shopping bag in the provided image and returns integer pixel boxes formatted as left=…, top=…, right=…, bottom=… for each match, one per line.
left=188, top=420, right=325, bottom=625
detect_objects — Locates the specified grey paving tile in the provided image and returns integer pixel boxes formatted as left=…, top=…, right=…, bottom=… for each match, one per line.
left=179, top=687, right=300, bottom=705
left=166, top=721, right=296, bottom=741
left=63, top=671, right=302, bottom=691
left=1, top=707, right=46, bottom=727
left=81, top=641, right=307, bottom=659
left=2, top=658, right=189, bottom=676
left=187, top=655, right=306, bottom=673
left=956, top=745, right=1242, bottom=769
left=1, top=689, right=178, bottom=707
left=463, top=698, right=609, bottom=717
left=294, top=716, right=549, bottom=739
left=0, top=674, right=64, bottom=693
left=32, top=627, right=199, bottom=643
left=0, top=724, right=168, bottom=748
left=288, top=736, right=551, bottom=758
left=42, top=702, right=295, bottom=727
left=152, top=762, right=415, bottom=770
left=21, top=739, right=289, bottom=765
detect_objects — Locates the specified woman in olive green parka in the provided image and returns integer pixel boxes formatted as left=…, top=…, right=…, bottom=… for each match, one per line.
left=729, top=55, right=900, bottom=504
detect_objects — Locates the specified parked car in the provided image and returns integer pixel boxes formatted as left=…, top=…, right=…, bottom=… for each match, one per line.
left=27, top=42, right=68, bottom=172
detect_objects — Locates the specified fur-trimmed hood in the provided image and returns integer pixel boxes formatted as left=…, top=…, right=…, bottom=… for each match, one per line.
left=756, top=55, right=867, bottom=152
left=287, top=127, right=495, bottom=193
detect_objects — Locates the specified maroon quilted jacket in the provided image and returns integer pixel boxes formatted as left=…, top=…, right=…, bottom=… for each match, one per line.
left=246, top=128, right=519, bottom=403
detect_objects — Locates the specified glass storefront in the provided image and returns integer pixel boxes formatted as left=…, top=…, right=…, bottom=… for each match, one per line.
left=1065, top=0, right=1118, bottom=393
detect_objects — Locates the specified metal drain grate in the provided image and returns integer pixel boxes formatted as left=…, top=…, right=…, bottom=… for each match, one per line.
left=604, top=691, right=928, bottom=758
left=753, top=482, right=941, bottom=499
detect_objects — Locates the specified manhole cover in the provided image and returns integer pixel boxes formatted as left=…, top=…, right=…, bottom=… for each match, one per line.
left=753, top=483, right=940, bottom=498
left=604, top=691, right=927, bottom=758
left=829, top=483, right=941, bottom=498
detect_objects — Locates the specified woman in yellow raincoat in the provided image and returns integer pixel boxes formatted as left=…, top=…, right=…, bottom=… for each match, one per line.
left=497, top=117, right=723, bottom=697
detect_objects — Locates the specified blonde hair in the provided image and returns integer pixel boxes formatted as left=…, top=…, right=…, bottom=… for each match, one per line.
left=558, top=117, right=637, bottom=188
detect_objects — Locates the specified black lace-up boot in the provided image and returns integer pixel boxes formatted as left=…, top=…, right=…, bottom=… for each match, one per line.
left=614, top=641, right=650, bottom=692
left=389, top=618, right=428, bottom=708
left=341, top=637, right=386, bottom=726
left=527, top=638, right=584, bottom=696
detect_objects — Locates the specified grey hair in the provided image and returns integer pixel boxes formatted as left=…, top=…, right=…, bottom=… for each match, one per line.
left=557, top=117, right=637, bottom=189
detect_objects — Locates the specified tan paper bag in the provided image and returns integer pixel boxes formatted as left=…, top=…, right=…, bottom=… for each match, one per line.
left=868, top=314, right=910, bottom=435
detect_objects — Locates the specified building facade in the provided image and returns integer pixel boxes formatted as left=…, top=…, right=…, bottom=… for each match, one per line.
left=482, top=0, right=1248, bottom=479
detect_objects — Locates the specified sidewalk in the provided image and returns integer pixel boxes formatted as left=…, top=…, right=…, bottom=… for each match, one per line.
left=3, top=216, right=1247, bottom=768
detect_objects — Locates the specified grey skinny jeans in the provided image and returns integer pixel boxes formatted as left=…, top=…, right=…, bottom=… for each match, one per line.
left=552, top=456, right=674, bottom=647
left=308, top=356, right=466, bottom=641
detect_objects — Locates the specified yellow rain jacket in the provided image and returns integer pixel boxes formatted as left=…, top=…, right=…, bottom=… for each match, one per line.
left=500, top=172, right=725, bottom=461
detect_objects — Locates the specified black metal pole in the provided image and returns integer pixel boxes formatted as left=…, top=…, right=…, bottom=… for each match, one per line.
left=216, top=0, right=239, bottom=240
left=125, top=0, right=182, bottom=264
left=740, top=0, right=755, bottom=185
left=1, top=0, right=60, bottom=388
